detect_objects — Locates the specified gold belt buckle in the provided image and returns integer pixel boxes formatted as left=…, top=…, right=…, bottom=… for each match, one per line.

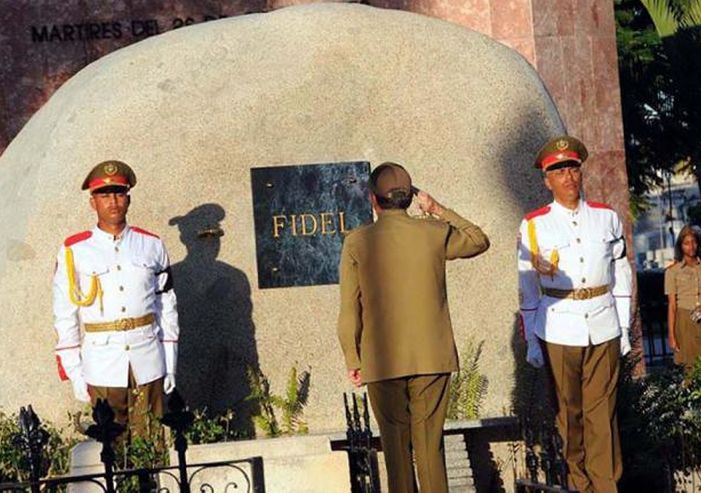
left=118, top=318, right=133, bottom=330
left=574, top=288, right=591, bottom=300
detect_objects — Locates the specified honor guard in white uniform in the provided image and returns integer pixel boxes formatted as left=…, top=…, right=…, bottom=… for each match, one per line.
left=517, top=136, right=632, bottom=493
left=53, top=161, right=179, bottom=438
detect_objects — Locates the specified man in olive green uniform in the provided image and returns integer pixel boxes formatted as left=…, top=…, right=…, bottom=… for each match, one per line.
left=337, top=162, right=490, bottom=493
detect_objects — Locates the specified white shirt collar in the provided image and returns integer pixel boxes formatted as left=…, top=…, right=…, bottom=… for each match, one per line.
left=551, top=199, right=584, bottom=218
left=92, top=224, right=130, bottom=243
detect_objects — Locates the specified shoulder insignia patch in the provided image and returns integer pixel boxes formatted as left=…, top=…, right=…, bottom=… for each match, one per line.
left=524, top=206, right=551, bottom=221
left=131, top=226, right=160, bottom=239
left=64, top=231, right=92, bottom=247
left=587, top=201, right=613, bottom=210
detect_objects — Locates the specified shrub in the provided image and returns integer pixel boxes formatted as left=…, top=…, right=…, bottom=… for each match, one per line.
left=447, top=339, right=489, bottom=420
left=618, top=357, right=701, bottom=492
left=185, top=408, right=251, bottom=444
left=0, top=409, right=77, bottom=482
left=247, top=365, right=311, bottom=437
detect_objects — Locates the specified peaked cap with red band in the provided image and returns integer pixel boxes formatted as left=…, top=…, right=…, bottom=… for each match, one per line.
left=534, top=135, right=588, bottom=170
left=81, top=160, right=137, bottom=192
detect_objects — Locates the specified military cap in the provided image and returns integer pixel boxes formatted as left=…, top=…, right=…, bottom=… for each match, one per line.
left=81, top=160, right=137, bottom=192
left=534, top=135, right=588, bottom=170
left=169, top=203, right=225, bottom=239
left=370, top=162, right=412, bottom=199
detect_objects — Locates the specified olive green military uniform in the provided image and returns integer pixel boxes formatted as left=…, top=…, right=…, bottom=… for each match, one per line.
left=338, top=207, right=489, bottom=492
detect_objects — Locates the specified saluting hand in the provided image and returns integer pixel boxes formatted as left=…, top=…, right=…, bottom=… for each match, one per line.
left=416, top=191, right=445, bottom=217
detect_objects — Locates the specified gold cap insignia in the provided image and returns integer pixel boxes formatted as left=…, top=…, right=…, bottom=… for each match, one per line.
left=555, top=139, right=569, bottom=151
left=104, top=163, right=118, bottom=176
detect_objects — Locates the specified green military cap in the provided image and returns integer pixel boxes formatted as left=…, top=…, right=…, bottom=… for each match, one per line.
left=370, top=162, right=413, bottom=199
left=534, top=135, right=588, bottom=170
left=81, top=160, right=137, bottom=192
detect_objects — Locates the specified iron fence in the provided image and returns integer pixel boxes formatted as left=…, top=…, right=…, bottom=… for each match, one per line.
left=0, top=391, right=264, bottom=493
left=514, top=417, right=577, bottom=493
left=638, top=270, right=673, bottom=366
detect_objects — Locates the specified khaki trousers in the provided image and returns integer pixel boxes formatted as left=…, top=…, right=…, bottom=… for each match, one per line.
left=367, top=373, right=450, bottom=493
left=545, top=339, right=621, bottom=493
left=88, top=368, right=164, bottom=442
left=674, top=308, right=701, bottom=369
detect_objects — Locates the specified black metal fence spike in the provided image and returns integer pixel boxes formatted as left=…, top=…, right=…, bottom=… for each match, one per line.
left=342, top=392, right=380, bottom=493
left=352, top=393, right=361, bottom=432
left=84, top=398, right=123, bottom=493
left=552, top=428, right=569, bottom=487
left=167, top=388, right=187, bottom=413
left=539, top=421, right=555, bottom=486
left=362, top=394, right=371, bottom=433
left=161, top=389, right=194, bottom=493
left=86, top=399, right=125, bottom=445
left=14, top=404, right=50, bottom=491
left=523, top=417, right=539, bottom=484
left=161, top=389, right=195, bottom=433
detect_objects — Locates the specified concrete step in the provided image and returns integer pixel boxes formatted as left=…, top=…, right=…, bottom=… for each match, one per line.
left=366, top=434, right=477, bottom=492
left=445, top=434, right=475, bottom=492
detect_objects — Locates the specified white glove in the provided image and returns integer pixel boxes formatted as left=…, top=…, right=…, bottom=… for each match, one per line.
left=526, top=337, right=545, bottom=368
left=71, top=377, right=91, bottom=403
left=620, top=327, right=632, bottom=356
left=163, top=373, right=176, bottom=394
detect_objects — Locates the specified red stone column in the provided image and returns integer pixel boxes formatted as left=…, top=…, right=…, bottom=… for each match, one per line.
left=370, top=0, right=630, bottom=215
left=372, top=0, right=638, bottom=357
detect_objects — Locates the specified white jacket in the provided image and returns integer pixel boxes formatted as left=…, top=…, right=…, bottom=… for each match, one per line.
left=53, top=224, right=179, bottom=387
left=517, top=200, right=632, bottom=347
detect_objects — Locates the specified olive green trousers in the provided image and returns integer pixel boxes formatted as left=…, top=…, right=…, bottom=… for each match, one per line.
left=88, top=368, right=164, bottom=442
left=367, top=373, right=450, bottom=493
left=545, top=339, right=621, bottom=493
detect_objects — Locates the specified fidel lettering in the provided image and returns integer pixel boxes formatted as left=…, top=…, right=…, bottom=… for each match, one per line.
left=272, top=212, right=349, bottom=238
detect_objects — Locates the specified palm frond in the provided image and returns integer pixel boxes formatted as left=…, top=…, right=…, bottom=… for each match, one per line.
left=643, top=0, right=681, bottom=37
left=643, top=0, right=701, bottom=35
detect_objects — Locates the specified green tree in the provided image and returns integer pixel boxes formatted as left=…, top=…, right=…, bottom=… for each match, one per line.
left=640, top=0, right=701, bottom=196
left=616, top=0, right=683, bottom=214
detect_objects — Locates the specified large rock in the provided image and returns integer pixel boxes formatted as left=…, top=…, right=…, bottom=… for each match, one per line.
left=0, top=3, right=562, bottom=429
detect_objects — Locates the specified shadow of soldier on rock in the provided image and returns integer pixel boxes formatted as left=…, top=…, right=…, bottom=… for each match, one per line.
left=169, top=203, right=259, bottom=438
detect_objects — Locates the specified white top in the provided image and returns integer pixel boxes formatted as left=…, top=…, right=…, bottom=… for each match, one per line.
left=53, top=224, right=179, bottom=387
left=517, top=200, right=632, bottom=347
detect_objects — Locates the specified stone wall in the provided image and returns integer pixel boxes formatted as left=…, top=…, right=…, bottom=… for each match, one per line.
left=0, top=4, right=563, bottom=430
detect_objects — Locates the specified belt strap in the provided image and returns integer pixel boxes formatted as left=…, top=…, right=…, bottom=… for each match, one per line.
left=542, top=285, right=609, bottom=300
left=84, top=313, right=155, bottom=333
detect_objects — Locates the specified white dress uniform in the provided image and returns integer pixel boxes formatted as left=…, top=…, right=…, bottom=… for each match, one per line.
left=53, top=224, right=179, bottom=388
left=518, top=199, right=632, bottom=347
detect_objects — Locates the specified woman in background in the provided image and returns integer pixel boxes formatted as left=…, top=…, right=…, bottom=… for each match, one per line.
left=666, top=224, right=701, bottom=370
